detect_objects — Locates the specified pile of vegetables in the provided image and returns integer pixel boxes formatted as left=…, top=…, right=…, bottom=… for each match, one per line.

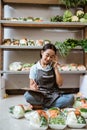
left=50, top=15, right=63, bottom=22
left=9, top=95, right=87, bottom=129
left=50, top=9, right=87, bottom=22
left=9, top=104, right=32, bottom=119
left=9, top=62, right=34, bottom=71
left=4, top=17, right=43, bottom=22
left=46, top=107, right=67, bottom=129
left=51, top=0, right=87, bottom=22
left=66, top=110, right=86, bottom=128
left=55, top=38, right=87, bottom=57
left=23, top=109, right=48, bottom=129
left=73, top=93, right=87, bottom=119
left=73, top=95, right=87, bottom=108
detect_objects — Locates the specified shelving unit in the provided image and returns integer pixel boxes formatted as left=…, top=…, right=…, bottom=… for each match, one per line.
left=0, top=0, right=87, bottom=94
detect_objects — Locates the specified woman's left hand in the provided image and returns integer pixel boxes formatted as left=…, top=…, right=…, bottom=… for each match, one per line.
left=52, top=55, right=59, bottom=69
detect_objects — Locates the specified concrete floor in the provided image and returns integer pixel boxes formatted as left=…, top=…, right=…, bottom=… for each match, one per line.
left=0, top=95, right=87, bottom=130
left=0, top=95, right=29, bottom=130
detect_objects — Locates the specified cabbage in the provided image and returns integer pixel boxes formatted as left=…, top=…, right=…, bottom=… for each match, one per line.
left=63, top=10, right=72, bottom=22
left=80, top=18, right=87, bottom=23
left=9, top=105, right=25, bottom=119
left=84, top=13, right=87, bottom=19
left=9, top=62, right=22, bottom=71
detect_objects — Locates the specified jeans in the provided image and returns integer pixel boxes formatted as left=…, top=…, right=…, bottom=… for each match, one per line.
left=24, top=91, right=44, bottom=105
left=51, top=94, right=74, bottom=108
left=24, top=91, right=74, bottom=109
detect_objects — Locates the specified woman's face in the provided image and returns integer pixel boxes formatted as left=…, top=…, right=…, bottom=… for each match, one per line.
left=41, top=49, right=56, bottom=65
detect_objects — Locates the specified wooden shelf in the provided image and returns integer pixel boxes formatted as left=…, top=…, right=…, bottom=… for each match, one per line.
left=0, top=70, right=86, bottom=75
left=1, top=20, right=87, bottom=28
left=0, top=20, right=87, bottom=28
left=0, top=70, right=29, bottom=74
left=2, top=0, right=62, bottom=5
left=0, top=45, right=42, bottom=50
left=60, top=70, right=87, bottom=74
left=0, top=45, right=84, bottom=51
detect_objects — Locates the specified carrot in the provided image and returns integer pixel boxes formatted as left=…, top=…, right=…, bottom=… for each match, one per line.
left=48, top=109, right=59, bottom=118
left=74, top=109, right=80, bottom=115
left=36, top=110, right=48, bottom=120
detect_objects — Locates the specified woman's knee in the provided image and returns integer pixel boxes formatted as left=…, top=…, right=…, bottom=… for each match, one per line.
left=24, top=91, right=30, bottom=103
left=68, top=94, right=74, bottom=102
left=51, top=94, right=74, bottom=108
left=24, top=91, right=43, bottom=105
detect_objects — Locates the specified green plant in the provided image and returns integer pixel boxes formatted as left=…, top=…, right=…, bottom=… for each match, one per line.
left=55, top=41, right=70, bottom=57
left=80, top=39, right=87, bottom=51
left=60, top=0, right=87, bottom=10
left=55, top=38, right=87, bottom=57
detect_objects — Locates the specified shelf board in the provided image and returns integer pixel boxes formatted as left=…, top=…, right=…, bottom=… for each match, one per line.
left=0, top=45, right=42, bottom=50
left=2, top=0, right=62, bottom=5
left=60, top=70, right=87, bottom=74
left=0, top=45, right=84, bottom=51
left=0, top=20, right=87, bottom=28
left=0, top=70, right=86, bottom=75
left=0, top=45, right=85, bottom=54
left=0, top=70, right=29, bottom=74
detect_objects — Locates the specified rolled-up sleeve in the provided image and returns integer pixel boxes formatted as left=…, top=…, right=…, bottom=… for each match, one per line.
left=29, top=65, right=37, bottom=80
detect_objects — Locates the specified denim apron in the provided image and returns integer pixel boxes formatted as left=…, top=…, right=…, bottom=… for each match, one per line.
left=35, top=68, right=60, bottom=107
left=24, top=67, right=60, bottom=108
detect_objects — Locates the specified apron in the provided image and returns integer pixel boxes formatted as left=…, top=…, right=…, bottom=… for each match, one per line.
left=24, top=67, right=60, bottom=108
left=35, top=67, right=60, bottom=107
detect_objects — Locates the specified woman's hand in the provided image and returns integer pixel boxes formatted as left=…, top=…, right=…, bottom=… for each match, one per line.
left=52, top=55, right=59, bottom=69
left=29, top=79, right=39, bottom=91
left=52, top=55, right=63, bottom=87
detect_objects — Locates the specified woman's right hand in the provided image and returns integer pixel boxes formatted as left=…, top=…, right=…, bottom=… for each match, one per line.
left=29, top=79, right=39, bottom=91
